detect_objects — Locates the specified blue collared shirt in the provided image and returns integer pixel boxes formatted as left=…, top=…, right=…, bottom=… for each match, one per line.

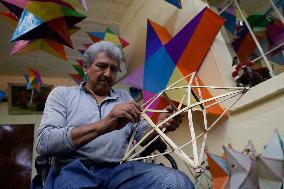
left=36, top=83, right=149, bottom=167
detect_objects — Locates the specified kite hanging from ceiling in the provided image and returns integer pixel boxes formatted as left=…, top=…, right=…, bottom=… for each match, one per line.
left=24, top=67, right=44, bottom=105
left=0, top=0, right=86, bottom=60
left=207, top=0, right=284, bottom=69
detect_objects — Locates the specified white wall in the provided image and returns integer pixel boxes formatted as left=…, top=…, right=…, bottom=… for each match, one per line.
left=119, top=0, right=284, bottom=185
left=0, top=75, right=75, bottom=178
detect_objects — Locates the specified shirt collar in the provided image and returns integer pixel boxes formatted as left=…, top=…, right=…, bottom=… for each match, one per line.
left=80, top=81, right=119, bottom=100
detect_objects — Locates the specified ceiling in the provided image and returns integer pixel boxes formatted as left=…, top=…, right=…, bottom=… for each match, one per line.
left=0, top=0, right=280, bottom=79
left=0, top=0, right=134, bottom=78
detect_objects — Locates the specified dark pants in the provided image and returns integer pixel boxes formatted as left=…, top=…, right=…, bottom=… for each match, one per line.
left=44, top=159, right=195, bottom=189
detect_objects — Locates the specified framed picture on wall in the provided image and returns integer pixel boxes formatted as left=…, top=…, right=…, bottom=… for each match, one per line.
left=8, top=83, right=53, bottom=115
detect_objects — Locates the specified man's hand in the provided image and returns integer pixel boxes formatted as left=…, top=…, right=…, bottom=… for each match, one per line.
left=71, top=101, right=141, bottom=148
left=103, top=101, right=142, bottom=132
left=157, top=106, right=184, bottom=132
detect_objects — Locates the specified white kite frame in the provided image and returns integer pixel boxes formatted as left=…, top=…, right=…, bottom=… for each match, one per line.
left=122, top=72, right=248, bottom=176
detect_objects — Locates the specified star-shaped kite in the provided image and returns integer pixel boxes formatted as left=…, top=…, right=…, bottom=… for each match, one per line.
left=122, top=7, right=225, bottom=121
left=0, top=0, right=28, bottom=18
left=4, top=0, right=86, bottom=60
left=11, top=0, right=86, bottom=47
left=87, top=27, right=129, bottom=49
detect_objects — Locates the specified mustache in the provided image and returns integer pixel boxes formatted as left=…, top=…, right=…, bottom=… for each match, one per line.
left=98, top=76, right=112, bottom=83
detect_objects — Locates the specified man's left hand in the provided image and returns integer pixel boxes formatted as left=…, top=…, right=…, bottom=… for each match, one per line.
left=157, top=106, right=184, bottom=132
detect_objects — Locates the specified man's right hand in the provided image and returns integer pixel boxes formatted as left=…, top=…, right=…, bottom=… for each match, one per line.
left=103, top=101, right=142, bottom=132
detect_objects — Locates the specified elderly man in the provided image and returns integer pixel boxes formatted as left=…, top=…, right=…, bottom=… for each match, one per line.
left=36, top=41, right=194, bottom=189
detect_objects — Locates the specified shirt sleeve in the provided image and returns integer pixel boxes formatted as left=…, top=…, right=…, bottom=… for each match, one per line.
left=36, top=86, right=78, bottom=156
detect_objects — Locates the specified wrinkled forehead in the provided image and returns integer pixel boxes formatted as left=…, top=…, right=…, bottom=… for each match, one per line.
left=92, top=52, right=119, bottom=66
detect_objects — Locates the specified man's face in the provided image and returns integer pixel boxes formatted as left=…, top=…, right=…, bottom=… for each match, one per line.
left=84, top=52, right=119, bottom=96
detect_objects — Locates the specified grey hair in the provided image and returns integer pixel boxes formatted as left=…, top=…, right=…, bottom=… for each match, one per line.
left=83, top=41, right=123, bottom=67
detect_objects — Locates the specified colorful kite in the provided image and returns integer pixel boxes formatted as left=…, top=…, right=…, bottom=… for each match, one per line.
left=242, top=140, right=257, bottom=159
left=223, top=146, right=260, bottom=189
left=87, top=27, right=129, bottom=49
left=0, top=90, right=7, bottom=102
left=248, top=14, right=272, bottom=38
left=220, top=10, right=237, bottom=34
left=164, top=0, right=182, bottom=9
left=24, top=67, right=44, bottom=92
left=206, top=130, right=284, bottom=189
left=0, top=11, right=19, bottom=27
left=11, top=0, right=86, bottom=47
left=207, top=152, right=230, bottom=189
left=266, top=19, right=284, bottom=47
left=7, top=0, right=86, bottom=59
left=69, top=60, right=86, bottom=84
left=122, top=7, right=225, bottom=120
left=257, top=130, right=284, bottom=189
left=0, top=0, right=28, bottom=18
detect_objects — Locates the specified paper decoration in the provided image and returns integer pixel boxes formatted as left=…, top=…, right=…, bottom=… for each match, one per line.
left=123, top=71, right=248, bottom=175
left=266, top=19, right=284, bottom=47
left=142, top=7, right=224, bottom=120
left=69, top=73, right=83, bottom=85
left=11, top=0, right=86, bottom=47
left=87, top=27, right=129, bottom=49
left=24, top=67, right=44, bottom=92
left=220, top=11, right=237, bottom=34
left=257, top=130, right=284, bottom=189
left=232, top=25, right=258, bottom=62
left=65, top=0, right=88, bottom=11
left=242, top=140, right=257, bottom=159
left=223, top=146, right=259, bottom=189
left=11, top=38, right=69, bottom=60
left=7, top=0, right=86, bottom=60
left=121, top=63, right=144, bottom=89
left=0, top=11, right=19, bottom=27
left=207, top=152, right=230, bottom=189
left=206, top=130, right=284, bottom=189
left=0, top=90, right=7, bottom=102
left=0, top=0, right=28, bottom=18
left=69, top=60, right=86, bottom=84
left=164, top=0, right=182, bottom=9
